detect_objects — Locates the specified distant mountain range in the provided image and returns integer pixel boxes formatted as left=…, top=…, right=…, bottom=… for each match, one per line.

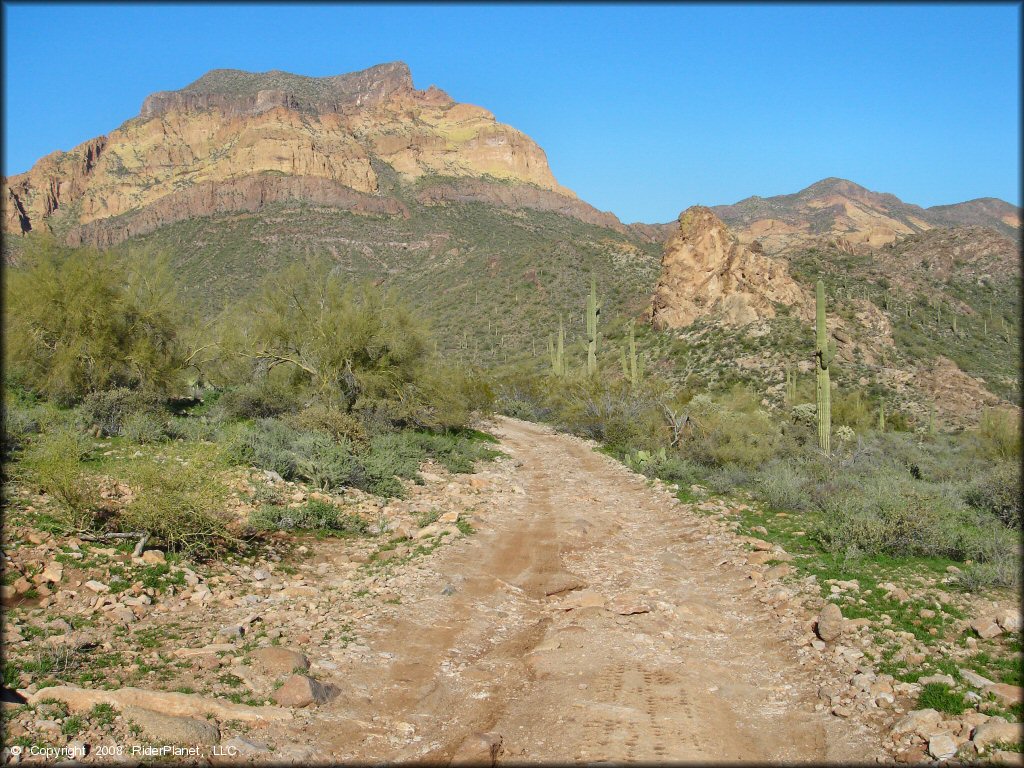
left=2, top=62, right=1018, bottom=253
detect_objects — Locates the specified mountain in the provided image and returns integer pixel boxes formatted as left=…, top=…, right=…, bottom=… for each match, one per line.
left=711, top=177, right=1020, bottom=253
left=2, top=65, right=1019, bottom=419
left=2, top=62, right=636, bottom=247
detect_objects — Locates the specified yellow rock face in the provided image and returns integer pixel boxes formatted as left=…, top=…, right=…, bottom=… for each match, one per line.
left=2, top=65, right=573, bottom=239
left=650, top=206, right=807, bottom=329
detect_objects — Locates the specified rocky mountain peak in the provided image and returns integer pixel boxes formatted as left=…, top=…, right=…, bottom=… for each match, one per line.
left=140, top=61, right=422, bottom=119
left=650, top=206, right=806, bottom=329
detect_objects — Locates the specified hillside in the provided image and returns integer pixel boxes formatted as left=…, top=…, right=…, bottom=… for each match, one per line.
left=2, top=64, right=1020, bottom=420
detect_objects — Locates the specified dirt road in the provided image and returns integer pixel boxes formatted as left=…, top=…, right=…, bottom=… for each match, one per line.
left=274, top=417, right=883, bottom=763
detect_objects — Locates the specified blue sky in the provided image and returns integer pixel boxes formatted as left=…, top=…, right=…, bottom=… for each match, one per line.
left=3, top=3, right=1020, bottom=223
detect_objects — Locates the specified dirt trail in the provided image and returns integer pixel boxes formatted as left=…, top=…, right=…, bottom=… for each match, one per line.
left=274, top=417, right=883, bottom=763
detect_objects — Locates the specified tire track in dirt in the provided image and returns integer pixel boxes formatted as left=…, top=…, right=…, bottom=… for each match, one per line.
left=273, top=417, right=883, bottom=763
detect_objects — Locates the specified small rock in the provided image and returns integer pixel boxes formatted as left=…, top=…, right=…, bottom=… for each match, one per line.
left=983, top=683, right=1023, bottom=707
left=217, top=624, right=245, bottom=640
left=249, top=647, right=309, bottom=677
left=607, top=594, right=651, bottom=616
left=959, top=668, right=996, bottom=689
left=892, top=709, right=942, bottom=737
left=251, top=569, right=270, bottom=581
left=928, top=732, right=957, bottom=761
left=816, top=603, right=844, bottom=642
left=140, top=550, right=166, bottom=565
left=919, top=674, right=956, bottom=687
left=272, top=675, right=332, bottom=708
left=995, top=610, right=1021, bottom=633
left=40, top=563, right=64, bottom=584
left=84, top=581, right=109, bottom=594
left=971, top=618, right=1003, bottom=639
left=123, top=705, right=220, bottom=745
left=219, top=735, right=271, bottom=758
left=972, top=719, right=1023, bottom=749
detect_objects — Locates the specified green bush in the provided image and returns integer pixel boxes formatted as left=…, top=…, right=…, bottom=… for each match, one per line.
left=248, top=500, right=368, bottom=536
left=122, top=461, right=234, bottom=557
left=549, top=375, right=664, bottom=451
left=755, top=462, right=811, bottom=510
left=165, top=416, right=217, bottom=442
left=682, top=390, right=786, bottom=469
left=705, top=464, right=753, bottom=495
left=970, top=408, right=1022, bottom=461
left=964, top=461, right=1021, bottom=529
left=2, top=398, right=41, bottom=457
left=213, top=379, right=301, bottom=422
left=18, top=428, right=101, bottom=532
left=219, top=419, right=300, bottom=479
left=814, top=472, right=977, bottom=559
left=359, top=432, right=425, bottom=497
left=284, top=404, right=367, bottom=445
left=121, top=412, right=167, bottom=444
left=3, top=242, right=185, bottom=403
left=288, top=432, right=362, bottom=491
left=917, top=683, right=968, bottom=715
left=77, top=388, right=164, bottom=437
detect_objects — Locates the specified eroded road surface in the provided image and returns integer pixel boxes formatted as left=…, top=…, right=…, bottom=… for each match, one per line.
left=272, top=417, right=882, bottom=763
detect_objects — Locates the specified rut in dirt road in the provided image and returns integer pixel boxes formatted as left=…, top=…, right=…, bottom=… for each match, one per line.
left=280, top=417, right=884, bottom=763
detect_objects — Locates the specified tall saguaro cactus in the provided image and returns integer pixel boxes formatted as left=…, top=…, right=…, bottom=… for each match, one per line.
left=815, top=280, right=835, bottom=454
left=586, top=277, right=600, bottom=376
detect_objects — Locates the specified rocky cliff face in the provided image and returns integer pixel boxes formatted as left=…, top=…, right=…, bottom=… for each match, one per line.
left=3, top=62, right=586, bottom=244
left=650, top=206, right=806, bottom=329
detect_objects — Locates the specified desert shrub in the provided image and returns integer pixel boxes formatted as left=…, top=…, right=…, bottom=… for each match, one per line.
left=2, top=398, right=42, bottom=457
left=3, top=242, right=185, bottom=403
left=213, top=379, right=302, bottom=423
left=165, top=416, right=217, bottom=442
left=222, top=264, right=431, bottom=411
left=403, top=430, right=501, bottom=474
left=549, top=376, right=664, bottom=451
left=963, top=461, right=1021, bottom=529
left=121, top=412, right=167, bottom=444
left=969, top=408, right=1021, bottom=461
left=248, top=500, right=368, bottom=536
left=494, top=371, right=558, bottom=423
left=831, top=389, right=876, bottom=432
left=18, top=428, right=101, bottom=532
left=813, top=472, right=985, bottom=560
left=359, top=432, right=425, bottom=497
left=219, top=419, right=300, bottom=479
left=705, top=464, right=753, bottom=495
left=284, top=404, right=367, bottom=444
left=682, top=389, right=785, bottom=469
left=755, top=462, right=811, bottom=510
left=288, top=432, right=362, bottom=491
left=77, top=388, right=164, bottom=437
left=122, top=462, right=234, bottom=557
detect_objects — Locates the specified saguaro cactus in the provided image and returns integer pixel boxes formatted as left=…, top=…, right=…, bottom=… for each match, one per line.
left=620, top=321, right=643, bottom=387
left=548, top=316, right=566, bottom=376
left=586, top=277, right=600, bottom=375
left=785, top=367, right=798, bottom=405
left=878, top=402, right=885, bottom=432
left=815, top=280, right=835, bottom=454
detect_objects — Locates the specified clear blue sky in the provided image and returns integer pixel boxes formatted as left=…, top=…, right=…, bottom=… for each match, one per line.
left=3, top=3, right=1020, bottom=223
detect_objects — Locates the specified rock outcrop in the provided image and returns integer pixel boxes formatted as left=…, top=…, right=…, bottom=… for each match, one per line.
left=2, top=62, right=584, bottom=245
left=650, top=206, right=806, bottom=329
